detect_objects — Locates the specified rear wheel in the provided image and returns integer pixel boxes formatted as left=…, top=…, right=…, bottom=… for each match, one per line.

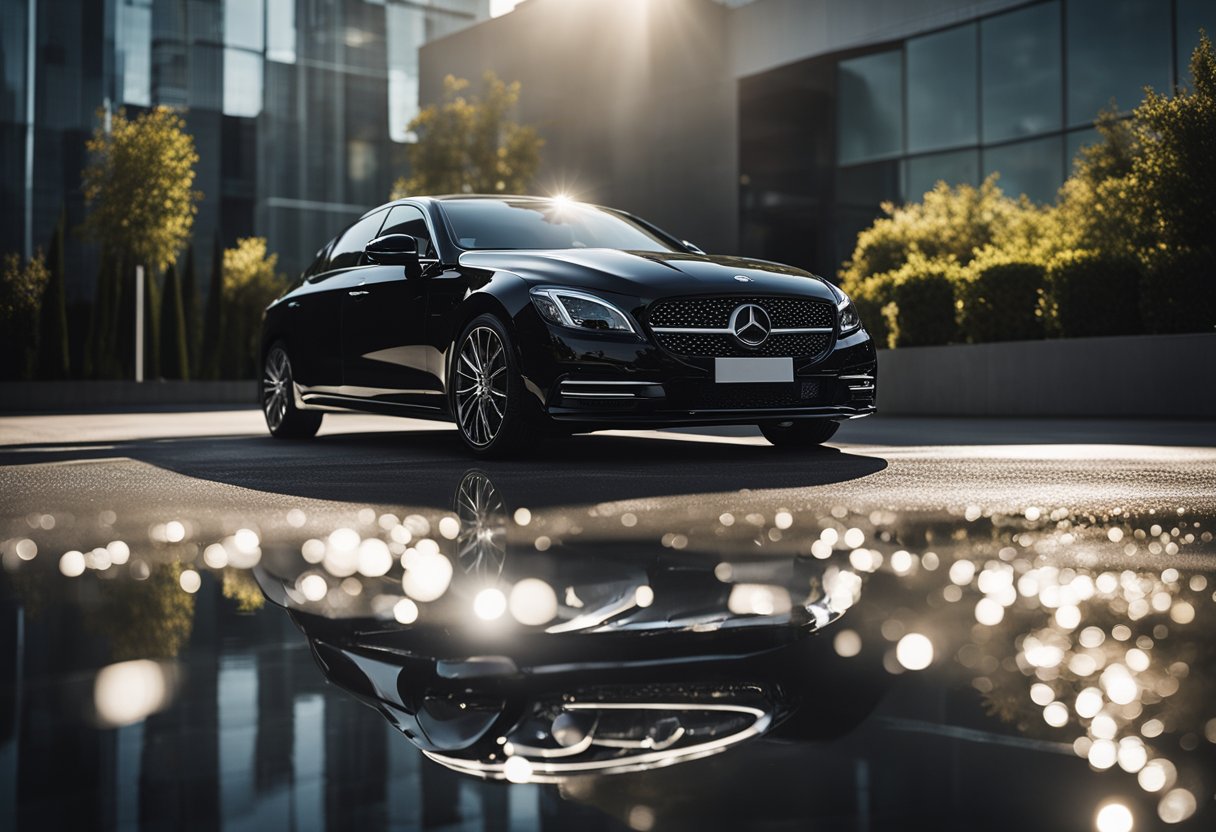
left=759, top=419, right=839, bottom=448
left=263, top=343, right=322, bottom=439
left=449, top=314, right=537, bottom=456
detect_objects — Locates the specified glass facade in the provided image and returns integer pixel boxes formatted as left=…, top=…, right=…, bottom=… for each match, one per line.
left=0, top=0, right=488, bottom=300
left=743, top=0, right=1209, bottom=273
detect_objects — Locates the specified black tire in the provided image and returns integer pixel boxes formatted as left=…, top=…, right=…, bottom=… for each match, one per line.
left=759, top=419, right=839, bottom=448
left=262, top=342, right=323, bottom=439
left=448, top=314, right=539, bottom=457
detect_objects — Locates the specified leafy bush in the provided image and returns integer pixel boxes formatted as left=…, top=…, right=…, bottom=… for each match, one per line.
left=879, top=255, right=960, bottom=348
left=839, top=176, right=1049, bottom=289
left=1139, top=247, right=1216, bottom=334
left=221, top=237, right=287, bottom=378
left=849, top=272, right=896, bottom=349
left=957, top=255, right=1046, bottom=343
left=0, top=251, right=48, bottom=379
left=1047, top=251, right=1143, bottom=338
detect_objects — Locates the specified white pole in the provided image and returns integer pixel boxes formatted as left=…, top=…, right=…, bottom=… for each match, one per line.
left=23, top=0, right=36, bottom=260
left=135, top=265, right=145, bottom=382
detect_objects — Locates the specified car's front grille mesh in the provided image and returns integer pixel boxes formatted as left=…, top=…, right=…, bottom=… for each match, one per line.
left=654, top=332, right=831, bottom=358
left=646, top=295, right=835, bottom=359
left=647, top=296, right=834, bottom=329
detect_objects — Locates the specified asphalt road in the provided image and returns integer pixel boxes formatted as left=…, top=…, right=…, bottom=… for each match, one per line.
left=2, top=408, right=1214, bottom=568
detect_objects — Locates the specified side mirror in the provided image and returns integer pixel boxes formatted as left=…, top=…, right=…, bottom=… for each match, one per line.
left=365, top=233, right=420, bottom=270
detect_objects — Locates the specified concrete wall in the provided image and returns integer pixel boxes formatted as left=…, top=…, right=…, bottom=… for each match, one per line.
left=876, top=333, right=1216, bottom=418
left=419, top=0, right=739, bottom=252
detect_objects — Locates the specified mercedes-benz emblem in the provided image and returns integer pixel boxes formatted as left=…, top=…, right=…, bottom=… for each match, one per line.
left=729, top=303, right=771, bottom=347
left=733, top=275, right=752, bottom=283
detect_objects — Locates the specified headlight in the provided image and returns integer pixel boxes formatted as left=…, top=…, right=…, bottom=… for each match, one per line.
left=839, top=300, right=861, bottom=333
left=826, top=282, right=861, bottom=333
left=530, top=288, right=637, bottom=334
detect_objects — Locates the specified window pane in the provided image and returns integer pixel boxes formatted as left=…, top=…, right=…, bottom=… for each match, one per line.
left=1177, top=0, right=1216, bottom=85
left=837, top=51, right=903, bottom=164
left=907, top=24, right=977, bottom=153
left=266, top=0, right=296, bottom=63
left=983, top=135, right=1063, bottom=204
left=982, top=2, right=1061, bottom=142
left=329, top=210, right=389, bottom=270
left=117, top=0, right=152, bottom=106
left=904, top=150, right=980, bottom=201
left=224, top=0, right=264, bottom=52
left=1066, top=0, right=1171, bottom=126
left=223, top=49, right=263, bottom=117
left=381, top=205, right=436, bottom=257
left=1065, top=127, right=1101, bottom=175
left=387, top=5, right=426, bottom=142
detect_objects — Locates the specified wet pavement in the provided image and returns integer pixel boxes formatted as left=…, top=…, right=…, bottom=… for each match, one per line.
left=1, top=410, right=1215, bottom=830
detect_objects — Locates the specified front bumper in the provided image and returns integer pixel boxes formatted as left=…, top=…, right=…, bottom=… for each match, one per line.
left=516, top=315, right=878, bottom=428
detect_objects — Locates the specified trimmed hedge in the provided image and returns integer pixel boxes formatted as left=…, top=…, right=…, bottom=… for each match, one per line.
left=883, top=269, right=958, bottom=348
left=957, top=261, right=1046, bottom=343
left=1141, top=248, right=1216, bottom=334
left=850, top=273, right=896, bottom=349
left=1048, top=252, right=1143, bottom=338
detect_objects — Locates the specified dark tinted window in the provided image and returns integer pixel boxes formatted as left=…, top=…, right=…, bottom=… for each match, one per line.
left=328, top=209, right=387, bottom=270
left=904, top=149, right=980, bottom=201
left=837, top=50, right=903, bottom=164
left=380, top=204, right=437, bottom=258
left=1066, top=0, right=1171, bottom=126
left=983, top=135, right=1063, bottom=204
left=981, top=2, right=1062, bottom=142
left=439, top=199, right=679, bottom=252
left=907, top=24, right=978, bottom=153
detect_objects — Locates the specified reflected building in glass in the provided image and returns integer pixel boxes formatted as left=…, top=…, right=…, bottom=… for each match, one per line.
left=0, top=0, right=489, bottom=295
left=420, top=0, right=1214, bottom=274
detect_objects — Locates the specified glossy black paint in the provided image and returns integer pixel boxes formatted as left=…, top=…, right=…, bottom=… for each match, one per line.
left=261, top=195, right=878, bottom=430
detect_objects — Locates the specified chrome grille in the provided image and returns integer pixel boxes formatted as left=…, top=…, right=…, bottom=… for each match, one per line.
left=655, top=332, right=831, bottom=358
left=647, top=295, right=835, bottom=359
left=647, top=296, right=834, bottom=329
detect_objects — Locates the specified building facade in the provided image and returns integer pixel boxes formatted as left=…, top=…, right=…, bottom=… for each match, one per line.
left=421, top=0, right=1214, bottom=275
left=1, top=0, right=489, bottom=298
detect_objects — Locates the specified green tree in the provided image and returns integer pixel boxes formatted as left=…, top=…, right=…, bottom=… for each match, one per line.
left=392, top=72, right=544, bottom=198
left=221, top=237, right=287, bottom=378
left=180, top=243, right=202, bottom=375
left=38, top=209, right=70, bottom=379
left=81, top=106, right=202, bottom=274
left=159, top=263, right=189, bottom=379
left=200, top=233, right=224, bottom=379
left=0, top=251, right=48, bottom=379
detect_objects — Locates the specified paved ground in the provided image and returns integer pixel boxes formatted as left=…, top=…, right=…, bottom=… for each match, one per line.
left=2, top=408, right=1214, bottom=564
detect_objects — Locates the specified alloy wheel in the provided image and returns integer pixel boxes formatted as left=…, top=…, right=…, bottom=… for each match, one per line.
left=454, top=326, right=508, bottom=447
left=263, top=347, right=292, bottom=432
left=454, top=471, right=508, bottom=580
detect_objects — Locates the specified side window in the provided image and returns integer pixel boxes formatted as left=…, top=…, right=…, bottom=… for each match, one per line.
left=328, top=209, right=388, bottom=270
left=379, top=204, right=437, bottom=258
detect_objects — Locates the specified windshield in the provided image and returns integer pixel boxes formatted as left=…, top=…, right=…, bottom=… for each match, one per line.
left=439, top=198, right=681, bottom=252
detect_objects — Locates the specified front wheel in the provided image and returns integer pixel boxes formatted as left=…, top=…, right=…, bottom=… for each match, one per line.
left=263, top=343, right=322, bottom=439
left=759, top=419, right=839, bottom=448
left=449, top=314, right=538, bottom=456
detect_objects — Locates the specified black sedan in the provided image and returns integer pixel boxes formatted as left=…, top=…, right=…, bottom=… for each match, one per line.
left=260, top=195, right=877, bottom=455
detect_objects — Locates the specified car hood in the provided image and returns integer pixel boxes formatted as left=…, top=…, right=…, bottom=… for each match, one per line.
left=456, top=249, right=838, bottom=303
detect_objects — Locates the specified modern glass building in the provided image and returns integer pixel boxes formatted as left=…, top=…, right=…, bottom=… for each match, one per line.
left=740, top=0, right=1216, bottom=271
left=422, top=0, right=1214, bottom=276
left=0, top=0, right=489, bottom=298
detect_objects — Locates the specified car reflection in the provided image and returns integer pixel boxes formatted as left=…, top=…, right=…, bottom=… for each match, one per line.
left=253, top=470, right=879, bottom=781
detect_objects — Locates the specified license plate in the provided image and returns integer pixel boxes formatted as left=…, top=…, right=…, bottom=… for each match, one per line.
left=714, top=357, right=793, bottom=383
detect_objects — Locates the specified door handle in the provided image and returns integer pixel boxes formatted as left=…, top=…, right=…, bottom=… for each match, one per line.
left=348, top=290, right=370, bottom=297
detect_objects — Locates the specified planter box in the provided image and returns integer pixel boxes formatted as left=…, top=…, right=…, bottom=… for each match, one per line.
left=0, top=380, right=258, bottom=412
left=877, top=333, right=1216, bottom=417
